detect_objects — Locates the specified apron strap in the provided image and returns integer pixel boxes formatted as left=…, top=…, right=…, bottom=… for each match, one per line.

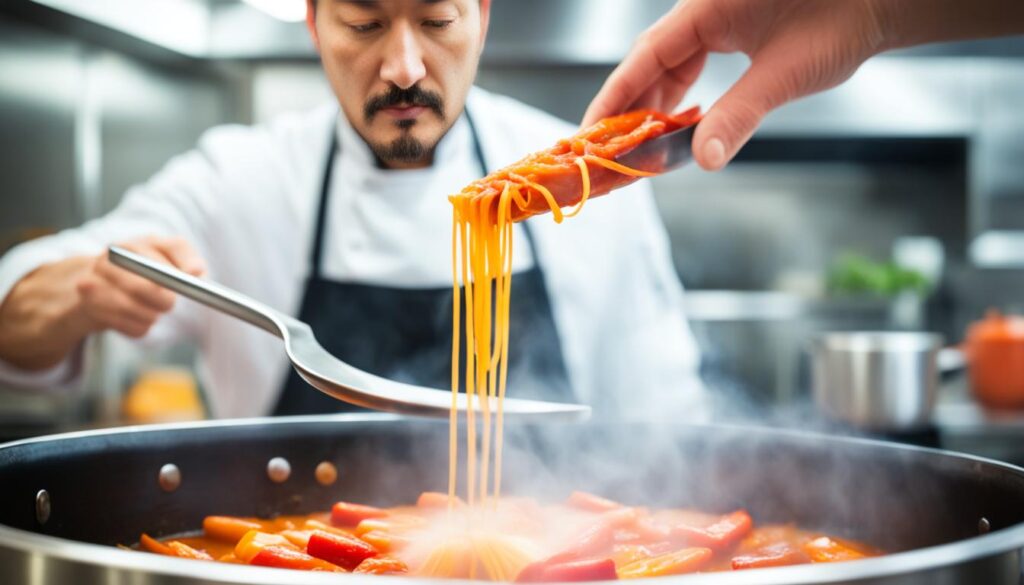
left=462, top=107, right=543, bottom=263
left=309, top=107, right=543, bottom=279
left=309, top=126, right=340, bottom=279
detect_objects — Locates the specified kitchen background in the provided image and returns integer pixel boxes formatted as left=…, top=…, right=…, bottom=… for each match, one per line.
left=2, top=0, right=1024, bottom=457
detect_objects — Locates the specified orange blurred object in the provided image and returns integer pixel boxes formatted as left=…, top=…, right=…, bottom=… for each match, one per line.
left=965, top=310, right=1024, bottom=409
left=122, top=368, right=205, bottom=423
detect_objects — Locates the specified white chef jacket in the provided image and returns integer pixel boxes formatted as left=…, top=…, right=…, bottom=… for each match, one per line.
left=0, top=87, right=705, bottom=420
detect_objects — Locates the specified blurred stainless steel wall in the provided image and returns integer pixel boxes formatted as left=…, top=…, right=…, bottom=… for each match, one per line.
left=0, top=16, right=238, bottom=432
left=0, top=16, right=238, bottom=248
left=0, top=19, right=80, bottom=248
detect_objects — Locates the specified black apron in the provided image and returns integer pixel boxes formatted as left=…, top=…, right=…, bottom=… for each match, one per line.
left=273, top=111, right=572, bottom=415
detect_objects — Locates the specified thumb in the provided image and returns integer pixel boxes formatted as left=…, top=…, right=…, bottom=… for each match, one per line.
left=692, top=62, right=792, bottom=171
left=154, top=237, right=208, bottom=277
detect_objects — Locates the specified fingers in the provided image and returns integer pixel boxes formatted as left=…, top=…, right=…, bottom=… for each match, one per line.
left=75, top=236, right=207, bottom=338
left=93, top=248, right=177, bottom=313
left=153, top=236, right=207, bottom=277
left=691, top=56, right=796, bottom=171
left=76, top=275, right=163, bottom=338
left=582, top=3, right=703, bottom=125
left=630, top=50, right=708, bottom=114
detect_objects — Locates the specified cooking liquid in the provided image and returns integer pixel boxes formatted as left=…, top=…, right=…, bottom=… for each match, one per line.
left=153, top=497, right=879, bottom=579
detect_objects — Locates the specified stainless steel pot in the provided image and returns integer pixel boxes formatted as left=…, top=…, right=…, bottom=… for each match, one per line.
left=2, top=414, right=1024, bottom=584
left=811, top=332, right=955, bottom=431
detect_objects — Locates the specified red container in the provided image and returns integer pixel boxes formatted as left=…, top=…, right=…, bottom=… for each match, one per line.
left=965, top=310, right=1024, bottom=409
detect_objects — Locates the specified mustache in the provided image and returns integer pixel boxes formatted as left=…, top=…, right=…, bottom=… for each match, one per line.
left=364, top=85, right=445, bottom=121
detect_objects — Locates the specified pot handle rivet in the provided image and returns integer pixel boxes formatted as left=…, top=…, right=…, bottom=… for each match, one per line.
left=315, top=461, right=338, bottom=486
left=268, top=457, right=291, bottom=484
left=979, top=517, right=991, bottom=534
left=159, top=464, right=181, bottom=493
left=35, top=489, right=50, bottom=525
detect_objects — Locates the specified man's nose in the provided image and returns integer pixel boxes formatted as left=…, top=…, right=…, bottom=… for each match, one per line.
left=380, top=22, right=427, bottom=89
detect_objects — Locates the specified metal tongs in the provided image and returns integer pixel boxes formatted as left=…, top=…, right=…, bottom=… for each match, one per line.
left=613, top=124, right=697, bottom=173
left=108, top=246, right=590, bottom=421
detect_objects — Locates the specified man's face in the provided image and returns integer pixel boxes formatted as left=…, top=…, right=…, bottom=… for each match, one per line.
left=307, top=0, right=491, bottom=169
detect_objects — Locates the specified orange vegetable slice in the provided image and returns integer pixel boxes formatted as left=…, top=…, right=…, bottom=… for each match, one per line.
left=354, top=556, right=410, bottom=574
left=234, top=530, right=298, bottom=563
left=331, top=501, right=388, bottom=527
left=617, top=547, right=713, bottom=579
left=166, top=541, right=213, bottom=561
left=732, top=542, right=809, bottom=570
left=202, top=516, right=263, bottom=542
left=139, top=533, right=174, bottom=557
left=803, top=536, right=867, bottom=563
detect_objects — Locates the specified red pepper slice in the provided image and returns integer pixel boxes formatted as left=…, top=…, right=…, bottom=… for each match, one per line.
left=306, top=530, right=378, bottom=570
left=250, top=545, right=345, bottom=571
left=670, top=510, right=753, bottom=551
left=331, top=501, right=388, bottom=527
left=517, top=557, right=618, bottom=582
left=732, top=542, right=809, bottom=570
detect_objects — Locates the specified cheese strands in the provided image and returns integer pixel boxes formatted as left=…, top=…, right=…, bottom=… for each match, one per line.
left=447, top=108, right=701, bottom=507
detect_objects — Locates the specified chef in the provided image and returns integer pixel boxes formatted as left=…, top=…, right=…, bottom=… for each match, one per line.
left=0, top=0, right=704, bottom=420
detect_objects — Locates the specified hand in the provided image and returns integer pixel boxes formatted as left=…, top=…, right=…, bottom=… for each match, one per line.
left=583, top=0, right=887, bottom=171
left=0, top=236, right=206, bottom=371
left=75, top=236, right=206, bottom=338
left=584, top=0, right=1024, bottom=171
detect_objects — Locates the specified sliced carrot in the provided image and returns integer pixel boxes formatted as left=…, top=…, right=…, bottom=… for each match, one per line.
left=803, top=536, right=867, bottom=563
left=166, top=541, right=213, bottom=561
left=355, top=515, right=426, bottom=536
left=280, top=529, right=315, bottom=549
left=359, top=530, right=410, bottom=553
left=331, top=501, right=388, bottom=527
left=234, top=530, right=298, bottom=563
left=202, top=516, right=263, bottom=542
left=303, top=518, right=355, bottom=536
left=354, top=556, right=409, bottom=575
left=617, top=547, right=713, bottom=579
left=417, top=491, right=465, bottom=509
left=139, top=533, right=175, bottom=557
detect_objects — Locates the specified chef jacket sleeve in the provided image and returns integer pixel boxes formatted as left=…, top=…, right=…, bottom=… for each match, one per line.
left=0, top=126, right=234, bottom=390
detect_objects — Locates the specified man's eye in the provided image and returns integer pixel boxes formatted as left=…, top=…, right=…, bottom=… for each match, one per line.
left=423, top=19, right=453, bottom=29
left=349, top=22, right=382, bottom=33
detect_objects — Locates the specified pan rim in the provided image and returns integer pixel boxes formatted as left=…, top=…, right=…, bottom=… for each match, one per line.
left=2, top=415, right=1023, bottom=584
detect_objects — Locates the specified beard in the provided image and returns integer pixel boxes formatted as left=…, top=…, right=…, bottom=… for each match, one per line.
left=362, top=85, right=446, bottom=165
left=368, top=129, right=429, bottom=163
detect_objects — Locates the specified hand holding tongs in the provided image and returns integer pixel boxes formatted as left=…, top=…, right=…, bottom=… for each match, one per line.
left=108, top=246, right=590, bottom=421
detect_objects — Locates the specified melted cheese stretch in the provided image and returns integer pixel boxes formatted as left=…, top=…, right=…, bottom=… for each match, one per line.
left=448, top=155, right=655, bottom=508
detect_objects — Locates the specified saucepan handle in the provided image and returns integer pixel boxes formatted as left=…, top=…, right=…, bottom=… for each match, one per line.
left=108, top=246, right=287, bottom=339
left=937, top=345, right=968, bottom=374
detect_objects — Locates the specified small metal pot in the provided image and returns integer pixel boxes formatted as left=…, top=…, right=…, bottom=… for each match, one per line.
left=811, top=332, right=947, bottom=431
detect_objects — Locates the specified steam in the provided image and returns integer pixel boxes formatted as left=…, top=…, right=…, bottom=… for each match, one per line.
left=342, top=268, right=942, bottom=569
